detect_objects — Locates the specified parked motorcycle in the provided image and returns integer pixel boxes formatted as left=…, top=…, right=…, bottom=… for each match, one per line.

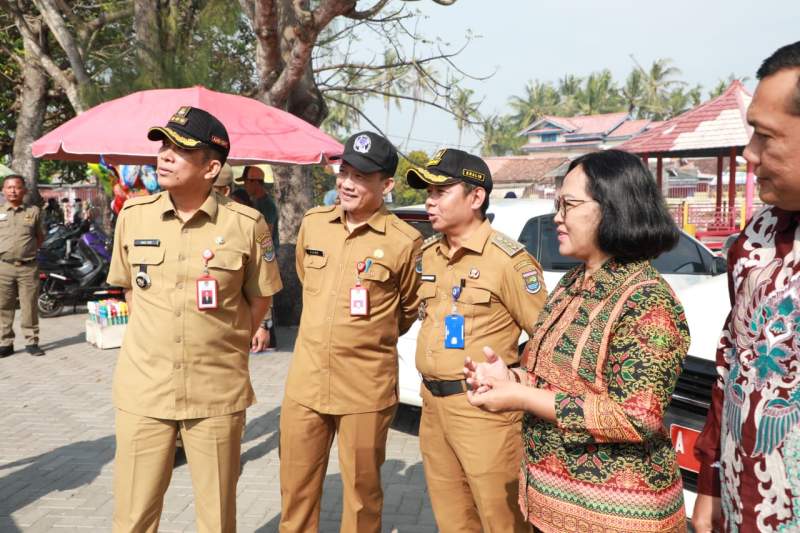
left=37, top=223, right=123, bottom=317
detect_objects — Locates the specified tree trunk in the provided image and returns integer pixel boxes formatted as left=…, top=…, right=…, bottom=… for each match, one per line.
left=12, top=19, right=48, bottom=204
left=272, top=163, right=313, bottom=326
left=253, top=0, right=330, bottom=325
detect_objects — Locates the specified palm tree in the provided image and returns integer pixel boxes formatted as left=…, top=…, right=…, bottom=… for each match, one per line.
left=577, top=70, right=623, bottom=115
left=508, top=80, right=560, bottom=130
left=622, top=69, right=646, bottom=116
left=633, top=57, right=684, bottom=119
left=452, top=87, right=482, bottom=149
left=709, top=74, right=751, bottom=98
left=480, top=115, right=522, bottom=156
left=558, top=74, right=583, bottom=116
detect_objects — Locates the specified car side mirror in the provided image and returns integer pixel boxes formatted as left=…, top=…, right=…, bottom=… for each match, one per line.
left=712, top=256, right=728, bottom=275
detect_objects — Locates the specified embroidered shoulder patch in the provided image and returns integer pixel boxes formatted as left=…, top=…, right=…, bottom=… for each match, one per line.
left=522, top=270, right=541, bottom=294
left=258, top=231, right=275, bottom=262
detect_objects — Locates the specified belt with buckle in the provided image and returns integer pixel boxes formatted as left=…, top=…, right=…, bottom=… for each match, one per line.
left=1, top=258, right=34, bottom=267
left=423, top=378, right=468, bottom=397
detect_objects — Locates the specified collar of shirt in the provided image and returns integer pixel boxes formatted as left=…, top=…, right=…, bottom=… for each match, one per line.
left=773, top=206, right=800, bottom=234
left=436, top=218, right=492, bottom=260
left=157, top=191, right=219, bottom=222
left=1, top=202, right=24, bottom=212
left=564, top=258, right=648, bottom=300
left=328, top=204, right=389, bottom=234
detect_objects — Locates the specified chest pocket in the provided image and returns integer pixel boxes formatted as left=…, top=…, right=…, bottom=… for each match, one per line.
left=302, top=254, right=327, bottom=295
left=361, top=262, right=392, bottom=285
left=457, top=286, right=492, bottom=336
left=207, top=250, right=244, bottom=290
left=129, top=247, right=165, bottom=290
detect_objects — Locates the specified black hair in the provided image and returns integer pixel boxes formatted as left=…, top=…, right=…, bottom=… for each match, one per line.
left=757, top=41, right=800, bottom=115
left=2, top=174, right=25, bottom=187
left=567, top=150, right=679, bottom=261
left=461, top=182, right=490, bottom=219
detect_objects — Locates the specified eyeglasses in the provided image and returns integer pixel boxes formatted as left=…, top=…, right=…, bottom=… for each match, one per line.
left=554, top=197, right=595, bottom=218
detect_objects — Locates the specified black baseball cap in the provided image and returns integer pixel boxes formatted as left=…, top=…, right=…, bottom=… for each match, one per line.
left=406, top=148, right=493, bottom=194
left=331, top=131, right=398, bottom=175
left=148, top=106, right=230, bottom=163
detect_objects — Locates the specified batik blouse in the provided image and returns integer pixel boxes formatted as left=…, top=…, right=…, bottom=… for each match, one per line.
left=694, top=207, right=800, bottom=533
left=519, top=259, right=689, bottom=533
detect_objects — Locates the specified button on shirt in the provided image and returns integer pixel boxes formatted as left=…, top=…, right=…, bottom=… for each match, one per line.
left=286, top=205, right=422, bottom=414
left=0, top=203, right=42, bottom=261
left=107, top=192, right=283, bottom=420
left=416, top=219, right=546, bottom=380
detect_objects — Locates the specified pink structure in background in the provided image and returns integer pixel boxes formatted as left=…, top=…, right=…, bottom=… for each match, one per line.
left=619, top=81, right=755, bottom=236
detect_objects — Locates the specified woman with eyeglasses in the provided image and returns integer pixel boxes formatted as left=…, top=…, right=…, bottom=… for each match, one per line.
left=464, top=149, right=689, bottom=533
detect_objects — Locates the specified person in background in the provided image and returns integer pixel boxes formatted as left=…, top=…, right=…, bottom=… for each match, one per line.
left=693, top=41, right=800, bottom=533
left=213, top=163, right=235, bottom=197
left=242, top=165, right=279, bottom=250
left=43, top=198, right=64, bottom=229
left=0, top=175, right=45, bottom=358
left=465, top=150, right=689, bottom=533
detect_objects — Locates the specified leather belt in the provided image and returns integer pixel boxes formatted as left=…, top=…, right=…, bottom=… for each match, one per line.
left=0, top=258, right=34, bottom=267
left=423, top=378, right=468, bottom=397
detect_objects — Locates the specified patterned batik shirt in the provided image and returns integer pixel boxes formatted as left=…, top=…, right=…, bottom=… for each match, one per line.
left=695, top=207, right=800, bottom=533
left=520, top=259, right=689, bottom=533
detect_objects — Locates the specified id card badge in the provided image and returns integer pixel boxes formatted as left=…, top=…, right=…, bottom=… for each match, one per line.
left=196, top=275, right=218, bottom=310
left=444, top=313, right=465, bottom=349
left=350, top=285, right=369, bottom=316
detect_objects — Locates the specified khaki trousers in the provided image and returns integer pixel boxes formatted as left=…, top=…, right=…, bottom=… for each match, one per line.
left=419, top=386, right=528, bottom=533
left=112, top=408, right=245, bottom=533
left=0, top=261, right=39, bottom=346
left=278, top=395, right=396, bottom=533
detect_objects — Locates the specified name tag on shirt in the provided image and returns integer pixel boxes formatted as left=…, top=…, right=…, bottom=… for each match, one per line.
left=134, top=239, right=161, bottom=247
left=305, top=248, right=324, bottom=257
left=196, top=276, right=218, bottom=310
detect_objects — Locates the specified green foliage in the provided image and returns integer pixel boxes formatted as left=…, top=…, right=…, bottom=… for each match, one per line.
left=486, top=58, right=746, bottom=157
left=311, top=165, right=337, bottom=206
left=391, top=150, right=429, bottom=207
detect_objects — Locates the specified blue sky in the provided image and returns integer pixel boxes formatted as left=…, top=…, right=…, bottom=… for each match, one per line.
left=356, top=0, right=800, bottom=155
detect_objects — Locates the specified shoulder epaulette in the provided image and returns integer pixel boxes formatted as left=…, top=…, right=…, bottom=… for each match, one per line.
left=422, top=233, right=442, bottom=250
left=389, top=216, right=422, bottom=242
left=222, top=199, right=260, bottom=221
left=491, top=232, right=524, bottom=257
left=121, top=192, right=162, bottom=210
left=304, top=205, right=337, bottom=217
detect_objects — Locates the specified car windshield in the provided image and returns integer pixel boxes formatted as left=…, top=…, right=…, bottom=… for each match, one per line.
left=518, top=214, right=715, bottom=275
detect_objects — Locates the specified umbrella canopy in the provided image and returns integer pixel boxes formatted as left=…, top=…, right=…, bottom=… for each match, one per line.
left=32, top=86, right=343, bottom=166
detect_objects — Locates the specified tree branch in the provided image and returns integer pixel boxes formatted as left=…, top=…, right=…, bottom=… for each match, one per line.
left=344, top=0, right=391, bottom=20
left=31, top=0, right=92, bottom=87
left=0, top=0, right=85, bottom=112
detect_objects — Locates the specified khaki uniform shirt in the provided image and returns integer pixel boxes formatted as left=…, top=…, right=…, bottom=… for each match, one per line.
left=0, top=203, right=42, bottom=262
left=107, top=192, right=282, bottom=420
left=286, top=205, right=422, bottom=414
left=416, top=219, right=546, bottom=381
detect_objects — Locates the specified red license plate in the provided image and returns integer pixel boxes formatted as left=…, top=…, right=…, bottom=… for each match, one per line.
left=670, top=424, right=701, bottom=474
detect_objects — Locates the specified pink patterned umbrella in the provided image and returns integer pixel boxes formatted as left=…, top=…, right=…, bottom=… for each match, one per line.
left=32, top=86, right=342, bottom=166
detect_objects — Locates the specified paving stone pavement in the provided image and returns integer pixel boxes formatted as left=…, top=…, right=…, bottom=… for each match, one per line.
left=0, top=311, right=435, bottom=532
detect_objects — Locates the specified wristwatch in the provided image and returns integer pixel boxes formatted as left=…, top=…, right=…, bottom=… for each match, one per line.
left=261, top=318, right=273, bottom=330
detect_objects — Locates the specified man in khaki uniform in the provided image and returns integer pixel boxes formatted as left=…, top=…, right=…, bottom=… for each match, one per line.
left=406, top=148, right=546, bottom=533
left=0, top=174, right=44, bottom=358
left=107, top=106, right=282, bottom=533
left=279, top=131, right=422, bottom=533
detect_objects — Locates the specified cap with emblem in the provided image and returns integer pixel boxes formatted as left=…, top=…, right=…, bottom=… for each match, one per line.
left=331, top=131, right=398, bottom=175
left=148, top=106, right=230, bottom=163
left=406, top=148, right=492, bottom=194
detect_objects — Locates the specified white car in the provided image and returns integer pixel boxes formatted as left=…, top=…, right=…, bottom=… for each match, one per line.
left=393, top=198, right=731, bottom=516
